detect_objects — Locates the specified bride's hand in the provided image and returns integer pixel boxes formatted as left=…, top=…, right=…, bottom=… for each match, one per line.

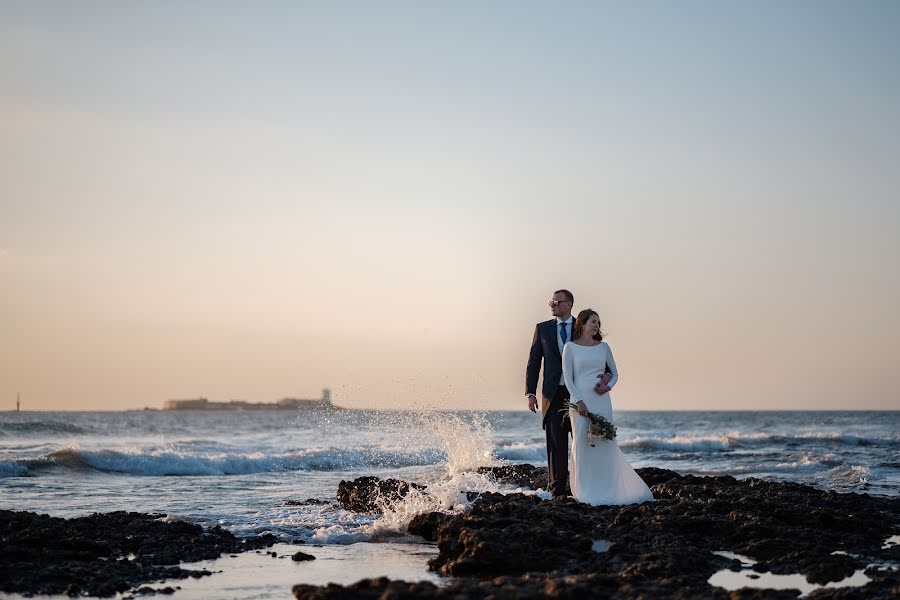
left=576, top=400, right=589, bottom=417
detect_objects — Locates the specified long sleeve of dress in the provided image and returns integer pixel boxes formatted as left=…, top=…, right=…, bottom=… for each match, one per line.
left=606, top=344, right=619, bottom=390
left=562, top=342, right=581, bottom=403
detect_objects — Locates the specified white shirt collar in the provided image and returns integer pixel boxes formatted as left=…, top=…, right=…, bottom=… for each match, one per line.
left=556, top=316, right=573, bottom=325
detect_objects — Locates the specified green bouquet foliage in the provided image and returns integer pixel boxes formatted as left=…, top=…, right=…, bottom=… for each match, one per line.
left=561, top=401, right=617, bottom=446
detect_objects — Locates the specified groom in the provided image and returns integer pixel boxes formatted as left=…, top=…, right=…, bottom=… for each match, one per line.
left=525, top=289, right=611, bottom=497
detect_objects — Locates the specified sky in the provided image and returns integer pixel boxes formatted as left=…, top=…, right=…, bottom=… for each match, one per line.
left=1, top=1, right=898, bottom=411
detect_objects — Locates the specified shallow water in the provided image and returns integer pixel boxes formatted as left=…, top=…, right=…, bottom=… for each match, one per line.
left=709, top=551, right=873, bottom=596
left=167, top=542, right=443, bottom=599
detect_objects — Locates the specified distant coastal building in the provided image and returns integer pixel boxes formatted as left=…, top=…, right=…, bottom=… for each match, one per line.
left=164, top=389, right=334, bottom=410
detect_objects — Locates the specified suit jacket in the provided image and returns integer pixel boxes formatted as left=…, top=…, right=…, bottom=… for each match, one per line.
left=526, top=318, right=611, bottom=426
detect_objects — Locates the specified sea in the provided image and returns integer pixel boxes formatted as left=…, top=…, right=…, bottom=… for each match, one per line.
left=1, top=410, right=898, bottom=596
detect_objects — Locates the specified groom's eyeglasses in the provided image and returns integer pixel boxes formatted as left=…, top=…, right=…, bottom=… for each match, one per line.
left=548, top=300, right=571, bottom=307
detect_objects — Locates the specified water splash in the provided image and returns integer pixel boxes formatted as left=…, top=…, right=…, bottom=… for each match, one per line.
left=417, top=411, right=496, bottom=475
left=368, top=411, right=502, bottom=534
left=275, top=410, right=509, bottom=544
left=307, top=410, right=514, bottom=541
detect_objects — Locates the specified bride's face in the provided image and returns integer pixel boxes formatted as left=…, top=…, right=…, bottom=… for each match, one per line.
left=586, top=314, right=601, bottom=336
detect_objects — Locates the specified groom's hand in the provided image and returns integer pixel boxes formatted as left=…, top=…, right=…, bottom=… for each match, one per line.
left=527, top=394, right=538, bottom=413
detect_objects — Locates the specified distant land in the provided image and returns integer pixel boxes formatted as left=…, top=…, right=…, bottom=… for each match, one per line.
left=162, top=388, right=337, bottom=410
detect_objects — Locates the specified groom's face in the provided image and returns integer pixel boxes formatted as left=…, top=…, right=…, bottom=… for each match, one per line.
left=549, top=293, right=571, bottom=318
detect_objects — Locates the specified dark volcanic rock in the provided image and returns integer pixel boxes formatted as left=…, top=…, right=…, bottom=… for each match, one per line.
left=0, top=510, right=277, bottom=597
left=336, top=476, right=427, bottom=513
left=284, top=498, right=332, bottom=506
left=407, top=511, right=452, bottom=542
left=291, top=575, right=621, bottom=600
left=294, top=577, right=444, bottom=600
left=430, top=492, right=595, bottom=577
left=298, top=467, right=900, bottom=599
left=476, top=463, right=548, bottom=489
left=292, top=551, right=316, bottom=562
left=479, top=464, right=685, bottom=496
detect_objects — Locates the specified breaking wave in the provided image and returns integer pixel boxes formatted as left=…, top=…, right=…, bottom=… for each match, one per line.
left=11, top=444, right=447, bottom=477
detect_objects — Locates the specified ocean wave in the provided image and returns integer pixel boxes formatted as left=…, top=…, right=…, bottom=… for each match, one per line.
left=494, top=442, right=544, bottom=462
left=21, top=445, right=448, bottom=477
left=826, top=464, right=872, bottom=488
left=0, top=421, right=87, bottom=436
left=773, top=455, right=826, bottom=471
left=620, top=435, right=734, bottom=452
left=687, top=458, right=877, bottom=492
left=793, top=432, right=898, bottom=446
left=619, top=432, right=899, bottom=453
left=0, top=460, right=29, bottom=477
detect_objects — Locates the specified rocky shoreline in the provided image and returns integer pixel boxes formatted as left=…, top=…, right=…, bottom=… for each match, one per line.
left=0, top=510, right=277, bottom=597
left=304, top=466, right=900, bottom=599
left=3, top=466, right=898, bottom=598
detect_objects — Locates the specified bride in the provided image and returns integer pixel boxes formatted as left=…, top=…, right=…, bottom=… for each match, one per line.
left=562, top=309, right=653, bottom=505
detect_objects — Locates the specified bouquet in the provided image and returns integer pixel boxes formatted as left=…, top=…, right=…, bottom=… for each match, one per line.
left=561, top=401, right=617, bottom=447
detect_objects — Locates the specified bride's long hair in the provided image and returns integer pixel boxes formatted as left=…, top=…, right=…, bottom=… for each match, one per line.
left=571, top=309, right=604, bottom=342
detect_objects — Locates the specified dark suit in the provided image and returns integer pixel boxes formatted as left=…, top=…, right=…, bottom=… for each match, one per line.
left=525, top=318, right=572, bottom=497
left=526, top=318, right=611, bottom=497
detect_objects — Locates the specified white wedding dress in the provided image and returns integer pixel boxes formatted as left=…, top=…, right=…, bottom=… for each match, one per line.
left=562, top=341, right=653, bottom=505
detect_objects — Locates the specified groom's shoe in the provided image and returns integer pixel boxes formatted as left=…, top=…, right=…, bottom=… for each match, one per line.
left=551, top=484, right=572, bottom=499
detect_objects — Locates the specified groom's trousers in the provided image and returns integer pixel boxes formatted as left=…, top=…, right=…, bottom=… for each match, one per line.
left=545, top=384, right=571, bottom=497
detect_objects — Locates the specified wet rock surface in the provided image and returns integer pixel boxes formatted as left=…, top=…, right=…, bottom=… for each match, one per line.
left=407, top=511, right=453, bottom=542
left=336, top=464, right=552, bottom=516
left=296, top=467, right=900, bottom=599
left=0, top=510, right=277, bottom=597
left=476, top=463, right=548, bottom=490
left=336, top=476, right=427, bottom=513
left=284, top=498, right=334, bottom=506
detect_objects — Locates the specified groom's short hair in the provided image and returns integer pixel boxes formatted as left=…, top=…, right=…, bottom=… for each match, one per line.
left=554, top=289, right=574, bottom=304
